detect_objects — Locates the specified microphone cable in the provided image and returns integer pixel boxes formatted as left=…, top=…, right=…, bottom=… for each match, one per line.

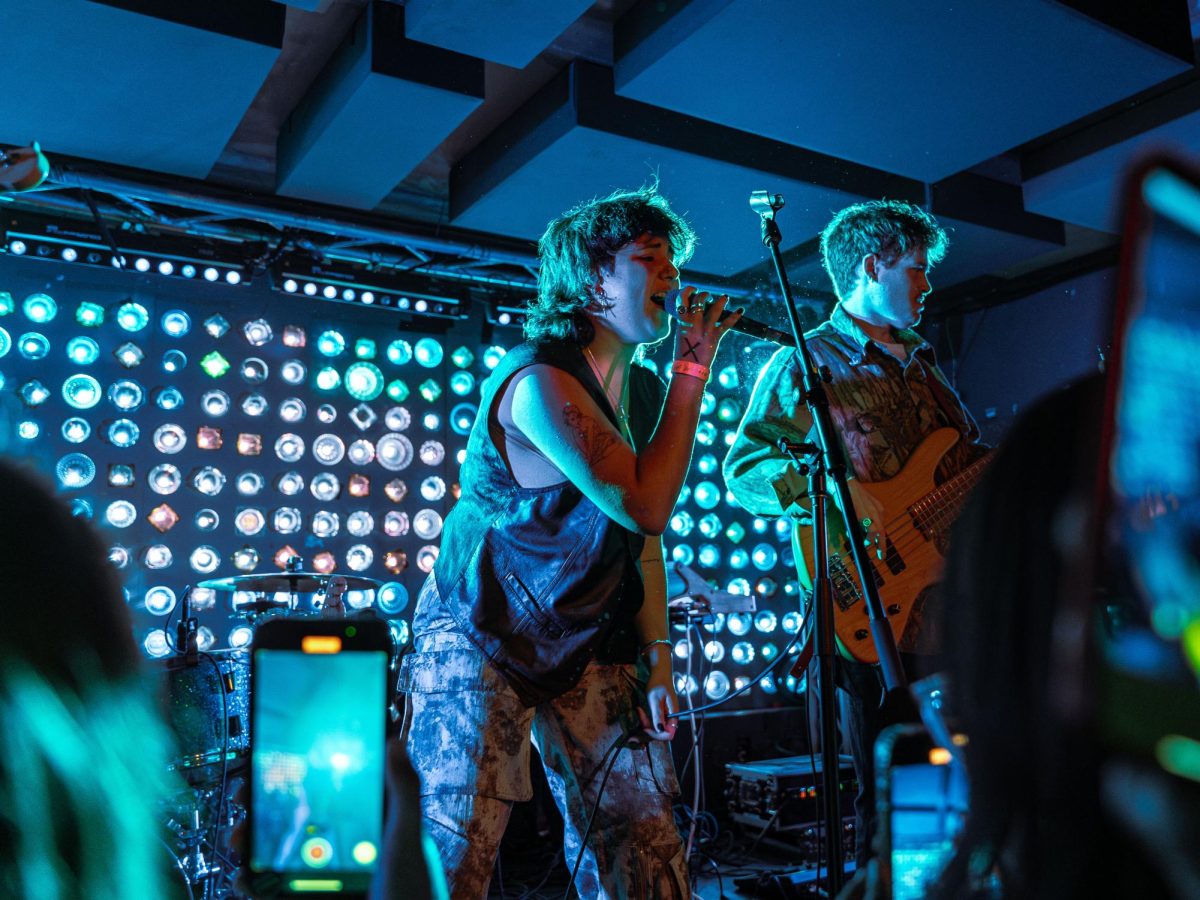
left=562, top=722, right=643, bottom=899
left=560, top=628, right=805, bottom=898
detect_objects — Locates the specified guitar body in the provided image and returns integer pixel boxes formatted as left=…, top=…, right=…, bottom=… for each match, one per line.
left=795, top=428, right=986, bottom=665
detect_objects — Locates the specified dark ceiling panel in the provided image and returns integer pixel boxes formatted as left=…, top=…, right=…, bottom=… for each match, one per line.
left=450, top=62, right=922, bottom=278
left=614, top=0, right=1191, bottom=183
left=0, top=0, right=282, bottom=179
left=733, top=211, right=1064, bottom=296
left=729, top=171, right=1065, bottom=290
left=1023, top=78, right=1200, bottom=232
left=929, top=216, right=1062, bottom=289
left=1024, top=115, right=1200, bottom=232
left=276, top=3, right=484, bottom=209
left=404, top=0, right=595, bottom=69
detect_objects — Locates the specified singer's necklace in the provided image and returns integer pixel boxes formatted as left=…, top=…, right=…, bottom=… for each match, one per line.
left=584, top=346, right=631, bottom=441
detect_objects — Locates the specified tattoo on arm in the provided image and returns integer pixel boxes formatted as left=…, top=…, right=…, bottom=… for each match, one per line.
left=563, top=403, right=620, bottom=466
left=682, top=338, right=702, bottom=361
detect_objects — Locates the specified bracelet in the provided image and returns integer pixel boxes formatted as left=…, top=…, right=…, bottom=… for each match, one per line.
left=671, top=360, right=711, bottom=382
left=640, top=638, right=672, bottom=656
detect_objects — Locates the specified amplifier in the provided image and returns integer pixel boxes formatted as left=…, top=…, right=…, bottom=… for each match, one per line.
left=724, top=755, right=858, bottom=833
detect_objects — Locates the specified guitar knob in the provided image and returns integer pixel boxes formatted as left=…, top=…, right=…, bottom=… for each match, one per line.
left=886, top=604, right=901, bottom=616
left=854, top=629, right=869, bottom=641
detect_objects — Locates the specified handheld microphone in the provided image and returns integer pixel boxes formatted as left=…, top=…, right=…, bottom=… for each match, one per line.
left=663, top=288, right=796, bottom=347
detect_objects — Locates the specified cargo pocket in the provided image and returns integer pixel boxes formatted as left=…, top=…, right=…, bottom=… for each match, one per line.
left=618, top=666, right=681, bottom=797
left=630, top=839, right=689, bottom=900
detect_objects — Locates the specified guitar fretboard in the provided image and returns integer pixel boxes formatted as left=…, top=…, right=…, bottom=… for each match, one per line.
left=908, top=452, right=993, bottom=542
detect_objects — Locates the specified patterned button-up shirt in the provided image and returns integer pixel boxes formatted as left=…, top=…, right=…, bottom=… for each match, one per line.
left=723, top=304, right=987, bottom=656
left=724, top=303, right=986, bottom=518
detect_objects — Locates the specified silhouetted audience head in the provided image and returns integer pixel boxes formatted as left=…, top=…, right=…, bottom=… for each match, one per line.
left=931, top=376, right=1200, bottom=898
left=0, top=458, right=174, bottom=898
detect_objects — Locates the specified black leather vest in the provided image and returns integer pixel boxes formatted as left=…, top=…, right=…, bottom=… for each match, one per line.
left=432, top=340, right=664, bottom=706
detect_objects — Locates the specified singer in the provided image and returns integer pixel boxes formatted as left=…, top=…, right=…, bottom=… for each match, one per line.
left=723, top=199, right=989, bottom=870
left=398, top=186, right=741, bottom=898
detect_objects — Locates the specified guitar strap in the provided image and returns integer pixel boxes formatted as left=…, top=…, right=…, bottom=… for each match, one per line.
left=915, top=346, right=979, bottom=451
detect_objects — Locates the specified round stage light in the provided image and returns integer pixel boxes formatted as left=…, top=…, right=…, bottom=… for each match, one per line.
left=143, top=630, right=171, bottom=658
left=317, top=330, right=346, bottom=357
left=450, top=403, right=476, bottom=436
left=22, top=292, right=57, bottom=323
left=106, top=418, right=140, bottom=448
left=62, top=418, right=91, bottom=443
left=161, top=309, right=191, bottom=337
left=312, top=510, right=340, bottom=538
left=162, top=349, right=187, bottom=373
left=482, top=346, right=506, bottom=370
left=377, top=583, right=409, bottom=615
left=347, top=510, right=374, bottom=537
left=65, top=336, right=100, bottom=365
left=115, top=301, right=149, bottom=332
left=345, top=362, right=384, bottom=401
left=56, top=453, right=96, bottom=489
left=413, top=337, right=443, bottom=368
left=704, top=671, right=731, bottom=700
left=413, top=509, right=443, bottom=540
left=148, top=463, right=182, bottom=495
left=347, top=439, right=375, bottom=466
left=346, top=544, right=374, bottom=571
left=280, top=359, right=307, bottom=385
left=108, top=379, right=145, bottom=412
left=315, top=366, right=341, bottom=391
left=19, top=332, right=49, bottom=359
left=310, top=472, right=340, bottom=501
left=240, top=357, right=269, bottom=384
left=105, top=500, right=137, bottom=528
left=273, top=507, right=302, bottom=534
left=153, top=423, right=186, bottom=454
left=386, top=339, right=413, bottom=366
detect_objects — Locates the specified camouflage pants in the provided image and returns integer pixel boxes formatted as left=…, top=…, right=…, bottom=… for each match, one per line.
left=400, top=633, right=689, bottom=899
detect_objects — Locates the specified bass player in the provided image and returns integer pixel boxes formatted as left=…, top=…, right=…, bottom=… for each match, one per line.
left=723, top=199, right=989, bottom=870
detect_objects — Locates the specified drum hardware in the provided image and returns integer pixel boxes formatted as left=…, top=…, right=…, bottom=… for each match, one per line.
left=197, top=572, right=382, bottom=594
left=156, top=557, right=385, bottom=896
left=668, top=562, right=757, bottom=624
left=160, top=783, right=245, bottom=898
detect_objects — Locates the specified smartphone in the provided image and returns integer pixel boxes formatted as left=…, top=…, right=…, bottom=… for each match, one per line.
left=246, top=618, right=392, bottom=897
left=875, top=724, right=968, bottom=900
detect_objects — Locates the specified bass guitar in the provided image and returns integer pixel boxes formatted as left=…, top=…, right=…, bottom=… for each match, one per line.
left=794, top=427, right=992, bottom=665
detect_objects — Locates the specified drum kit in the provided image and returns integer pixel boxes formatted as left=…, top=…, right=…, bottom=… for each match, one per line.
left=155, top=566, right=384, bottom=898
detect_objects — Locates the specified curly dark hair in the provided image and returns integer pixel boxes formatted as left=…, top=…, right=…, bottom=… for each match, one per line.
left=819, top=199, right=948, bottom=300
left=526, top=186, right=695, bottom=344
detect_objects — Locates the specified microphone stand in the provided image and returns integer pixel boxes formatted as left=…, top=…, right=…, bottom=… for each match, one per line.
left=750, top=192, right=910, bottom=895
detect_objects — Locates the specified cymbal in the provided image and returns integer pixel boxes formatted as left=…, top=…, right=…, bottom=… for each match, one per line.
left=197, top=572, right=382, bottom=593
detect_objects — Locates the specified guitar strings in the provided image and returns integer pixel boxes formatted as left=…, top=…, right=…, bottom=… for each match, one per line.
left=820, top=456, right=992, bottom=584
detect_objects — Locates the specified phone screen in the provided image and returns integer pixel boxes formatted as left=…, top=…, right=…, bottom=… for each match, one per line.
left=250, top=645, right=389, bottom=888
left=878, top=725, right=968, bottom=900
left=1111, top=164, right=1200, bottom=619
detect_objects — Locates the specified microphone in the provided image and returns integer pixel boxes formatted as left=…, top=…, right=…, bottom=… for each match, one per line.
left=663, top=288, right=796, bottom=347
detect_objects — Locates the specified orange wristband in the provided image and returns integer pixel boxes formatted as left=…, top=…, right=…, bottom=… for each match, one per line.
left=671, top=360, right=711, bottom=382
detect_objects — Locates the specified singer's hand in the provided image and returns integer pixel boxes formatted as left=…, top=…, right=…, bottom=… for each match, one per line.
left=673, top=287, right=742, bottom=367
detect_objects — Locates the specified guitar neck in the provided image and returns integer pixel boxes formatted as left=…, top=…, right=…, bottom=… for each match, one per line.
left=910, top=451, right=993, bottom=539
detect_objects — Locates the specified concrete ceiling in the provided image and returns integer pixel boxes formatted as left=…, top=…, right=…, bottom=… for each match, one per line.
left=1, top=0, right=1198, bottom=305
